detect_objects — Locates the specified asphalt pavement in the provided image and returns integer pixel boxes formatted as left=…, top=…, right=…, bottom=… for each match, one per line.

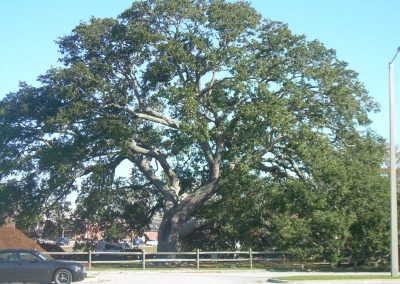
left=82, top=270, right=400, bottom=284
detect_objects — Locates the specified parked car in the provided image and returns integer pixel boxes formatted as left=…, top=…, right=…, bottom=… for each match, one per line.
left=95, top=241, right=126, bottom=261
left=56, top=237, right=70, bottom=246
left=133, top=238, right=143, bottom=246
left=146, top=239, right=158, bottom=247
left=95, top=240, right=125, bottom=252
left=0, top=249, right=86, bottom=284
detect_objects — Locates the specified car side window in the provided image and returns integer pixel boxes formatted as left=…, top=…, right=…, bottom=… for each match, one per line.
left=19, top=252, right=39, bottom=262
left=0, top=252, right=15, bottom=262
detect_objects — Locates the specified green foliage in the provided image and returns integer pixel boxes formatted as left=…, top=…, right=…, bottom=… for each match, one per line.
left=189, top=134, right=389, bottom=263
left=41, top=220, right=62, bottom=240
left=15, top=211, right=44, bottom=238
left=0, top=0, right=389, bottom=256
left=73, top=239, right=96, bottom=252
left=71, top=175, right=162, bottom=238
left=102, top=223, right=128, bottom=242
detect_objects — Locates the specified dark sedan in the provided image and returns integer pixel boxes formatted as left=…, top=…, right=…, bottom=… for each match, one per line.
left=0, top=249, right=86, bottom=284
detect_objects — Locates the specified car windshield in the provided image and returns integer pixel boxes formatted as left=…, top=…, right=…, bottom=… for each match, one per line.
left=35, top=251, right=53, bottom=261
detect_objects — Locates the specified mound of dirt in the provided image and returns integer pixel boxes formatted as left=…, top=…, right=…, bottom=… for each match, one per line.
left=0, top=226, right=45, bottom=251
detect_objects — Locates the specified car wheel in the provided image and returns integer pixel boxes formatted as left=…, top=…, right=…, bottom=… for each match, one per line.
left=53, top=268, right=73, bottom=284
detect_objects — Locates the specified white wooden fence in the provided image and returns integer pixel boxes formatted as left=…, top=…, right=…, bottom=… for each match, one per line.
left=44, top=250, right=285, bottom=270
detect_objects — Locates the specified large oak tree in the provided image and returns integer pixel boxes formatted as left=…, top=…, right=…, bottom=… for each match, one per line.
left=0, top=0, right=383, bottom=252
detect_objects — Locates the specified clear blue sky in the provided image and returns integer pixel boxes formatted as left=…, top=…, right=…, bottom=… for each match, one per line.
left=1, top=0, right=399, bottom=141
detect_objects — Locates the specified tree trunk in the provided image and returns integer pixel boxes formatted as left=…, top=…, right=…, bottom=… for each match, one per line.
left=157, top=210, right=183, bottom=252
left=157, top=180, right=219, bottom=252
left=158, top=179, right=219, bottom=252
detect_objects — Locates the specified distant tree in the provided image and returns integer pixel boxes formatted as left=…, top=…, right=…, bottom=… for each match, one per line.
left=41, top=220, right=61, bottom=240
left=71, top=177, right=161, bottom=239
left=0, top=0, right=383, bottom=252
left=14, top=211, right=44, bottom=238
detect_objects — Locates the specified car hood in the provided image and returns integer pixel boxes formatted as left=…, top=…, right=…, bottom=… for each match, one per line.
left=49, top=259, right=84, bottom=268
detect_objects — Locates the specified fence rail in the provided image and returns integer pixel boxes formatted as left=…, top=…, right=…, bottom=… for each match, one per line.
left=43, top=250, right=286, bottom=269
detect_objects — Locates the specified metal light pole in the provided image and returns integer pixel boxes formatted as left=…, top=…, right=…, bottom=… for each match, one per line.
left=389, top=47, right=400, bottom=277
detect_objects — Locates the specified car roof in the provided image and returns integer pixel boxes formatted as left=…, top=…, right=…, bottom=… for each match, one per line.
left=0, top=249, right=39, bottom=253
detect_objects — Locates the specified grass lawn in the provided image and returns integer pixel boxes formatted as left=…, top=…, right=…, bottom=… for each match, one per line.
left=274, top=275, right=400, bottom=281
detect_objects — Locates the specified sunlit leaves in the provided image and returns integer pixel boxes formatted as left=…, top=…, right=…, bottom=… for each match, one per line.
left=0, top=0, right=388, bottom=255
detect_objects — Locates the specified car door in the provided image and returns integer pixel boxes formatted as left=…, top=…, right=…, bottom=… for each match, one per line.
left=0, top=251, right=16, bottom=282
left=15, top=251, right=53, bottom=282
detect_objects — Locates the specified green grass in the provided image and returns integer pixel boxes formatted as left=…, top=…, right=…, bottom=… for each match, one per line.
left=139, top=246, right=158, bottom=253
left=274, top=275, right=400, bottom=281
left=87, top=264, right=264, bottom=271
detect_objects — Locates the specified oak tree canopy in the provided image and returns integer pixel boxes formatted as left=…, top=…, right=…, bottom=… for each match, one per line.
left=0, top=0, right=386, bottom=254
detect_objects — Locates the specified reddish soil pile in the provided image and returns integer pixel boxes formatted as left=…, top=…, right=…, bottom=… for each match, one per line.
left=0, top=226, right=45, bottom=251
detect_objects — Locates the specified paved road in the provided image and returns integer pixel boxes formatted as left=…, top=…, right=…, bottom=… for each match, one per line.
left=82, top=270, right=399, bottom=284
left=84, top=270, right=268, bottom=284
left=266, top=271, right=399, bottom=284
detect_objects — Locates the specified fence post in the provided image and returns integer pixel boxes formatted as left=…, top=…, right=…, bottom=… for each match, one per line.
left=142, top=250, right=146, bottom=270
left=88, top=250, right=92, bottom=269
left=249, top=249, right=253, bottom=269
left=196, top=249, right=200, bottom=270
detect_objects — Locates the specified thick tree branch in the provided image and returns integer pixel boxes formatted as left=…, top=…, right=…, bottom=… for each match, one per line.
left=262, top=151, right=317, bottom=188
left=200, top=142, right=214, bottom=170
left=74, top=155, right=127, bottom=180
left=198, top=75, right=235, bottom=97
left=130, top=155, right=178, bottom=207
left=128, top=140, right=181, bottom=196
left=212, top=139, right=223, bottom=179
left=178, top=178, right=220, bottom=218
left=177, top=219, right=207, bottom=237
left=103, top=103, right=180, bottom=129
left=258, top=162, right=289, bottom=178
left=142, top=107, right=180, bottom=129
left=125, top=69, right=181, bottom=128
left=282, top=154, right=317, bottom=188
